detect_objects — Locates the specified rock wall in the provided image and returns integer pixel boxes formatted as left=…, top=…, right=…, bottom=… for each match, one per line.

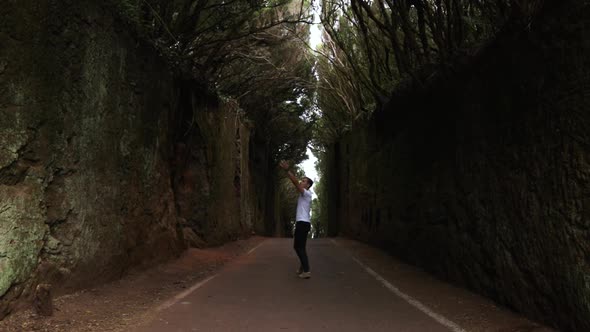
left=248, top=133, right=281, bottom=237
left=0, top=0, right=185, bottom=316
left=171, top=91, right=258, bottom=246
left=326, top=2, right=589, bottom=331
left=0, top=0, right=259, bottom=318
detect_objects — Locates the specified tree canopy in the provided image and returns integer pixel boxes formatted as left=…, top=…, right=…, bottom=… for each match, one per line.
left=110, top=0, right=318, bottom=165
left=314, top=0, right=543, bottom=144
left=108, top=0, right=546, bottom=238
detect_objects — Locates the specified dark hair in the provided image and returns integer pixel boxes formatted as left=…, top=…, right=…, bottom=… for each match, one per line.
left=304, top=177, right=313, bottom=188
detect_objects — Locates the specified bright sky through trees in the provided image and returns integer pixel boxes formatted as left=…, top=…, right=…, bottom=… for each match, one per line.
left=301, top=5, right=322, bottom=187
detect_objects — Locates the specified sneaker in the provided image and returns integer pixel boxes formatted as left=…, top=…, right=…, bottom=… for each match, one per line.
left=296, top=267, right=303, bottom=275
left=298, top=271, right=311, bottom=279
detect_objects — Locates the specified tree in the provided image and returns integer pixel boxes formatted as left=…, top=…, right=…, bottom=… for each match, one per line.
left=110, top=0, right=318, bottom=165
left=313, top=0, right=533, bottom=145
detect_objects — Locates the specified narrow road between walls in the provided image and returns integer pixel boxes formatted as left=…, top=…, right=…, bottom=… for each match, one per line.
left=135, top=238, right=554, bottom=332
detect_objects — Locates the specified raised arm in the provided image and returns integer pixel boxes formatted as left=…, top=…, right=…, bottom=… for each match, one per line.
left=279, top=160, right=305, bottom=194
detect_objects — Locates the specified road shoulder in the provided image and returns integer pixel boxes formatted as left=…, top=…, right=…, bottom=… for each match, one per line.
left=333, top=237, right=555, bottom=332
left=0, top=236, right=267, bottom=332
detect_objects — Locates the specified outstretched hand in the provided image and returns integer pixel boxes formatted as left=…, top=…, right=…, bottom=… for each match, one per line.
left=279, top=160, right=289, bottom=170
left=280, top=160, right=304, bottom=193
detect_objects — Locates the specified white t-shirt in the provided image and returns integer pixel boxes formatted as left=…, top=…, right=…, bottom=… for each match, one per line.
left=296, top=189, right=313, bottom=222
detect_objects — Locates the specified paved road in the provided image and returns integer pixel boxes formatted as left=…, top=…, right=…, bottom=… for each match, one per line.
left=135, top=238, right=457, bottom=332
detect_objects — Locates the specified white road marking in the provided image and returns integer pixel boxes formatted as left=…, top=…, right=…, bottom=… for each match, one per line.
left=156, top=241, right=264, bottom=312
left=331, top=239, right=467, bottom=332
left=156, top=275, right=216, bottom=312
left=247, top=241, right=264, bottom=255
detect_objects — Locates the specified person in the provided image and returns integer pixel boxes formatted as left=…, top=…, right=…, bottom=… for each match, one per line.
left=279, top=160, right=313, bottom=279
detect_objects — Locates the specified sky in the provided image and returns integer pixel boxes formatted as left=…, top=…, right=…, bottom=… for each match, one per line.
left=300, top=149, right=318, bottom=183
left=309, top=8, right=322, bottom=49
left=299, top=9, right=322, bottom=188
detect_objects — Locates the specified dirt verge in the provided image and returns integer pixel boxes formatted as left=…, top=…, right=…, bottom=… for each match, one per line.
left=0, top=236, right=266, bottom=332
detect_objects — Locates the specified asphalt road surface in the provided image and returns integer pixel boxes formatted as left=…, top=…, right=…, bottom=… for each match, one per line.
left=134, top=238, right=553, bottom=332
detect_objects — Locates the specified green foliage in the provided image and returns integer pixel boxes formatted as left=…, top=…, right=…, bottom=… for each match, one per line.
left=309, top=144, right=328, bottom=237
left=310, top=193, right=325, bottom=238
left=313, top=0, right=532, bottom=145
left=214, top=19, right=317, bottom=165
left=108, top=0, right=320, bottom=240
left=108, top=0, right=318, bottom=167
left=310, top=0, right=546, bottom=236
left=112, top=0, right=141, bottom=25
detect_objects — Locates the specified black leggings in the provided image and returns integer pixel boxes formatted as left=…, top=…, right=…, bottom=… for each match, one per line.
left=293, top=221, right=311, bottom=272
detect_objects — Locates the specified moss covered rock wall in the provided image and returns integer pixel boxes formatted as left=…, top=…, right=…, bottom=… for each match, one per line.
left=0, top=1, right=185, bottom=316
left=0, top=0, right=260, bottom=317
left=172, top=94, right=258, bottom=246
left=327, top=2, right=590, bottom=331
